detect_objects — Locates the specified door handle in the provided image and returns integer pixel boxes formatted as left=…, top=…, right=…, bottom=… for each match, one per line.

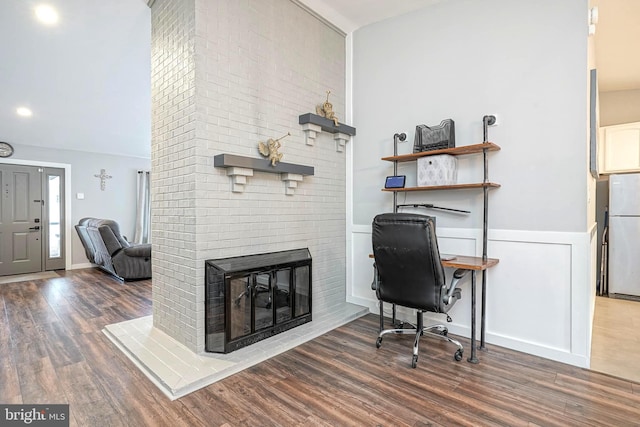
left=29, top=226, right=40, bottom=231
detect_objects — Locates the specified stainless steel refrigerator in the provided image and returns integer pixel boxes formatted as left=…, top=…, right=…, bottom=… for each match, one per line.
left=609, top=173, right=640, bottom=297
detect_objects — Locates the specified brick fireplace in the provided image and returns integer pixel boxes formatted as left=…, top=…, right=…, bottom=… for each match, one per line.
left=150, top=0, right=348, bottom=353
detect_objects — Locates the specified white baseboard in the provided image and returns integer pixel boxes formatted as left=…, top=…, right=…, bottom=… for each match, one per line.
left=70, top=263, right=96, bottom=270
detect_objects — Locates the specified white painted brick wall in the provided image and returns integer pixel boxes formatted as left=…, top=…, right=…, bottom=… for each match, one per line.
left=150, top=0, right=199, bottom=349
left=152, top=0, right=346, bottom=353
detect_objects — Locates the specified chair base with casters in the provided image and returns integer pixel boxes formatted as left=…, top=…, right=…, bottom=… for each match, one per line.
left=375, top=306, right=464, bottom=368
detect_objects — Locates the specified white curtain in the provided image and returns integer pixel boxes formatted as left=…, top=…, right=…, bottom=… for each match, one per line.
left=134, top=170, right=151, bottom=244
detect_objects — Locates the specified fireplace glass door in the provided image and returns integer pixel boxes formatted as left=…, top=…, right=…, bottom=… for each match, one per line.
left=205, top=248, right=312, bottom=353
left=274, top=269, right=292, bottom=324
left=229, top=275, right=252, bottom=340
left=230, top=269, right=293, bottom=341
left=295, top=265, right=310, bottom=317
left=254, top=272, right=274, bottom=331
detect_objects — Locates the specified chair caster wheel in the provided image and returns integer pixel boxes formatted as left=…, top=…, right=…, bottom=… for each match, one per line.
left=454, top=349, right=463, bottom=361
left=411, top=355, right=418, bottom=368
left=375, top=337, right=383, bottom=348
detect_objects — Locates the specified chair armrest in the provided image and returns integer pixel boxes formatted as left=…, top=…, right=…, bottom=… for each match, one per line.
left=122, top=244, right=151, bottom=258
left=371, top=263, right=379, bottom=291
left=443, top=268, right=470, bottom=305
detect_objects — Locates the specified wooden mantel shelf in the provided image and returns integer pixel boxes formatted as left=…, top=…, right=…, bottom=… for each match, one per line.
left=214, top=154, right=314, bottom=195
left=214, top=154, right=314, bottom=175
left=298, top=113, right=356, bottom=135
left=299, top=113, right=356, bottom=152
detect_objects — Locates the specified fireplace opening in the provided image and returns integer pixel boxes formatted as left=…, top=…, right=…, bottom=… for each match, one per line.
left=205, top=248, right=312, bottom=353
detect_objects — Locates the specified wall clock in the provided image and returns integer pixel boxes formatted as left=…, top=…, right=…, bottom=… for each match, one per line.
left=0, top=142, right=14, bottom=158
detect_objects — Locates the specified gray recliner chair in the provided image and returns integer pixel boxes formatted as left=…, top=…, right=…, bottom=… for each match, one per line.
left=75, top=217, right=151, bottom=281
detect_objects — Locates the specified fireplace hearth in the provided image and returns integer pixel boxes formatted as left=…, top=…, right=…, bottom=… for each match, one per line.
left=205, top=249, right=312, bottom=353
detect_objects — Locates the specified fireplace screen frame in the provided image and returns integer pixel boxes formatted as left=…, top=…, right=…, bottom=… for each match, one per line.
left=205, top=248, right=312, bottom=353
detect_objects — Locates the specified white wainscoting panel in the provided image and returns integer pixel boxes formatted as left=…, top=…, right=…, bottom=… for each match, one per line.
left=487, top=239, right=571, bottom=350
left=348, top=225, right=593, bottom=367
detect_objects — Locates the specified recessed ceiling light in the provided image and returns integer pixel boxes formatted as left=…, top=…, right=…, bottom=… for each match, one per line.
left=16, top=107, right=33, bottom=117
left=35, top=5, right=59, bottom=25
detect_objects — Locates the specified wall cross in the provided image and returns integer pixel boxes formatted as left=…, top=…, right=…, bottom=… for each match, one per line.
left=94, top=169, right=113, bottom=191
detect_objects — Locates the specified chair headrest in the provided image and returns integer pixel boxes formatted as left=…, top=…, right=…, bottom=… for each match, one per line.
left=372, top=212, right=445, bottom=312
left=373, top=212, right=434, bottom=227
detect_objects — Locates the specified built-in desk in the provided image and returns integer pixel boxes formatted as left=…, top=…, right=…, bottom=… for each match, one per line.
left=441, top=255, right=498, bottom=271
left=373, top=135, right=501, bottom=363
left=369, top=254, right=499, bottom=363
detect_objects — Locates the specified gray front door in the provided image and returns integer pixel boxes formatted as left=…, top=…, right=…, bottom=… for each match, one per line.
left=0, top=164, right=43, bottom=276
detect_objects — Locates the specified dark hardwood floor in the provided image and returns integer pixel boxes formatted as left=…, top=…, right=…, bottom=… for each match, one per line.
left=1, top=269, right=640, bottom=426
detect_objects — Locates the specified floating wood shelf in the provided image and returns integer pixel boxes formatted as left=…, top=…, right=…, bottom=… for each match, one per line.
left=298, top=113, right=356, bottom=135
left=382, top=182, right=501, bottom=192
left=214, top=154, right=314, bottom=175
left=382, top=142, right=500, bottom=163
left=214, top=154, right=314, bottom=195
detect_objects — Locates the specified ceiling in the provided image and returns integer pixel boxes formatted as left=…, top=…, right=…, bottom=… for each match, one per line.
left=298, top=0, right=441, bottom=33
left=0, top=0, right=637, bottom=159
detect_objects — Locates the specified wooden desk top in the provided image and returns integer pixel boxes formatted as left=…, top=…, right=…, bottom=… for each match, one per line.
left=441, top=255, right=499, bottom=271
left=368, top=254, right=499, bottom=271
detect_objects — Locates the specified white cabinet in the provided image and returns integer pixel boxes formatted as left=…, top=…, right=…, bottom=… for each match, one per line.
left=599, top=121, right=640, bottom=173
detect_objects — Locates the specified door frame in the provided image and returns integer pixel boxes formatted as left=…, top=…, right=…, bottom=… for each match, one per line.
left=0, top=159, right=72, bottom=271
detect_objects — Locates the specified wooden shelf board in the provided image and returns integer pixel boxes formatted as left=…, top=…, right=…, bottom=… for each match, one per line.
left=382, top=182, right=500, bottom=192
left=368, top=253, right=499, bottom=271
left=442, top=256, right=499, bottom=271
left=382, top=142, right=500, bottom=163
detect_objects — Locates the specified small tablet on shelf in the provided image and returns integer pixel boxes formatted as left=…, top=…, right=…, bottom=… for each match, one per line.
left=384, top=175, right=406, bottom=189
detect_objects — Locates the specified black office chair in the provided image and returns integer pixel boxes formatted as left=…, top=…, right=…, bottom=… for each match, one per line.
left=371, top=213, right=467, bottom=368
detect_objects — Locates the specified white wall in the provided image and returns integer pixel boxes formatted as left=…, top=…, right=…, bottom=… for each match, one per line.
left=352, top=0, right=588, bottom=233
left=7, top=143, right=150, bottom=266
left=151, top=0, right=348, bottom=352
left=348, top=0, right=594, bottom=367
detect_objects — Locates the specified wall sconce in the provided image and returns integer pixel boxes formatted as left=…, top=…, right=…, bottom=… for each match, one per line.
left=589, top=7, right=599, bottom=36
